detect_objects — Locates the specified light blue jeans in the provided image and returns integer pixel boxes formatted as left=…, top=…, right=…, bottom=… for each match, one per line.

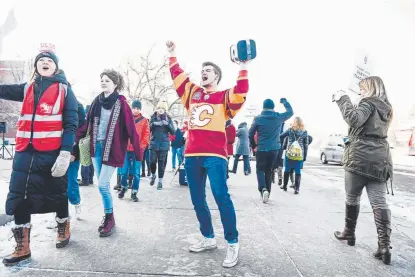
left=171, top=146, right=183, bottom=169
left=92, top=141, right=116, bottom=214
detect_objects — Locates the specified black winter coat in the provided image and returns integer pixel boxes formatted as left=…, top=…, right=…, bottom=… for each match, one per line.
left=149, top=112, right=175, bottom=151
left=0, top=72, right=78, bottom=215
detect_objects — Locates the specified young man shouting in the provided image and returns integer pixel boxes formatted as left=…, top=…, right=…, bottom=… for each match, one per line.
left=166, top=41, right=249, bottom=268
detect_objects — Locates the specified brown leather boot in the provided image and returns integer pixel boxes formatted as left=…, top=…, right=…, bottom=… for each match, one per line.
left=2, top=225, right=32, bottom=266
left=373, top=209, right=392, bottom=265
left=334, top=204, right=360, bottom=246
left=56, top=218, right=71, bottom=249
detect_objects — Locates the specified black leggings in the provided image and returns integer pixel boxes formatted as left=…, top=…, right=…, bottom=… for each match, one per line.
left=14, top=199, right=69, bottom=225
left=150, top=150, right=168, bottom=178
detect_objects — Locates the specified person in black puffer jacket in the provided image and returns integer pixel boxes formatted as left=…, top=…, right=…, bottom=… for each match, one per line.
left=0, top=51, right=78, bottom=266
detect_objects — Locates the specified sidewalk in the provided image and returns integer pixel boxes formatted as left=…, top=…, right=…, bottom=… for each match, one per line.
left=0, top=159, right=414, bottom=276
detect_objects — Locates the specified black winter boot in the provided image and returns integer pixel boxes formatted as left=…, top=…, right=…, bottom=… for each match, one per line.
left=373, top=209, right=392, bottom=265
left=334, top=204, right=360, bottom=246
left=294, top=174, right=301, bottom=194
left=113, top=175, right=121, bottom=191
left=281, top=172, right=289, bottom=191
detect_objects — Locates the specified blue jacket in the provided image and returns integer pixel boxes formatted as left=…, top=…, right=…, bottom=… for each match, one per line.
left=249, top=100, right=293, bottom=151
left=149, top=112, right=175, bottom=151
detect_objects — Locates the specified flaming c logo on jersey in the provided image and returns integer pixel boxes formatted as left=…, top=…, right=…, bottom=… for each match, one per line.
left=190, top=104, right=214, bottom=127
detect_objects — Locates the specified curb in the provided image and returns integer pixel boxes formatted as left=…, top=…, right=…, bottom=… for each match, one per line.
left=0, top=214, right=13, bottom=226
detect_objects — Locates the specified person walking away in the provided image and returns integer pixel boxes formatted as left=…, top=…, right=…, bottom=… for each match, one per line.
left=118, top=100, right=150, bottom=201
left=232, top=122, right=251, bottom=175
left=167, top=40, right=249, bottom=268
left=171, top=120, right=185, bottom=171
left=80, top=105, right=94, bottom=186
left=225, top=119, right=236, bottom=179
left=332, top=77, right=393, bottom=265
left=1, top=51, right=78, bottom=266
left=249, top=98, right=293, bottom=203
left=76, top=69, right=141, bottom=237
left=280, top=117, right=308, bottom=194
left=68, top=101, right=86, bottom=219
left=149, top=101, right=175, bottom=190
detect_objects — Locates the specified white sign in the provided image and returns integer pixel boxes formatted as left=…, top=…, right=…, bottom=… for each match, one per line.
left=348, top=49, right=374, bottom=94
left=39, top=43, right=56, bottom=53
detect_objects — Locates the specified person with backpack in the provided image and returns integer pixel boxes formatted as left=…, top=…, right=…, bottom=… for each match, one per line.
left=118, top=100, right=150, bottom=202
left=0, top=51, right=78, bottom=266
left=149, top=101, right=175, bottom=190
left=76, top=69, right=141, bottom=237
left=333, top=77, right=393, bottom=265
left=249, top=98, right=293, bottom=203
left=280, top=117, right=309, bottom=194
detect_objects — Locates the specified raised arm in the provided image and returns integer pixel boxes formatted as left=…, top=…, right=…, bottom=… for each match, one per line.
left=167, top=41, right=199, bottom=112
left=279, top=98, right=294, bottom=121
left=0, top=84, right=26, bottom=102
left=336, top=95, right=374, bottom=128
left=226, top=63, right=249, bottom=119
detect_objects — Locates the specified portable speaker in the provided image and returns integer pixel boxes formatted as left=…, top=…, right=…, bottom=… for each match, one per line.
left=230, top=39, right=257, bottom=63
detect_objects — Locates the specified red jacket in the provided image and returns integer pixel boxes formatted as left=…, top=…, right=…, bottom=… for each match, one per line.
left=127, top=114, right=150, bottom=160
left=225, top=123, right=236, bottom=156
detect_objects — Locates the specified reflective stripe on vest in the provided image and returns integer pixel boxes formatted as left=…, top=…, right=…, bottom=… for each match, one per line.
left=16, top=82, right=66, bottom=152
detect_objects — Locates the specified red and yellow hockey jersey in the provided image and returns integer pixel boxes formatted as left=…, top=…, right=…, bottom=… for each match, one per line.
left=169, top=57, right=248, bottom=160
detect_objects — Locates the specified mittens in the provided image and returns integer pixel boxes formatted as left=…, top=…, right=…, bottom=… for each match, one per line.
left=52, top=151, right=71, bottom=177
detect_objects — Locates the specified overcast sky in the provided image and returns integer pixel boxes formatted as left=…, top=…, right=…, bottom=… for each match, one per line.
left=1, top=0, right=415, bottom=137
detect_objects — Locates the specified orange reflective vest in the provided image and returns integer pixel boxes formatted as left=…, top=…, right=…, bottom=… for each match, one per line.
left=16, top=82, right=67, bottom=152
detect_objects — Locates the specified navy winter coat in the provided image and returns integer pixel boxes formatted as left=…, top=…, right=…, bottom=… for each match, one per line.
left=0, top=71, right=78, bottom=216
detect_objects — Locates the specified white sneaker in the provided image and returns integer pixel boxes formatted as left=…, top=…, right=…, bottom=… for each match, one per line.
left=262, top=190, right=269, bottom=203
left=223, top=242, right=240, bottom=268
left=75, top=204, right=82, bottom=220
left=189, top=237, right=217, bottom=253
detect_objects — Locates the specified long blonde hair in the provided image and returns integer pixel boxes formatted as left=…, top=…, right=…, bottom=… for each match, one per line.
left=359, top=76, right=393, bottom=119
left=292, top=117, right=305, bottom=131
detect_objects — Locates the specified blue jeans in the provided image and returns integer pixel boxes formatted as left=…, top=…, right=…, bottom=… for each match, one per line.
left=68, top=160, right=81, bottom=205
left=232, top=154, right=251, bottom=173
left=171, top=146, right=183, bottom=168
left=81, top=164, right=94, bottom=184
left=121, top=151, right=141, bottom=192
left=92, top=141, right=117, bottom=213
left=184, top=156, right=238, bottom=243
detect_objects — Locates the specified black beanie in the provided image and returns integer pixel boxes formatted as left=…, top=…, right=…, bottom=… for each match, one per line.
left=132, top=99, right=142, bottom=110
left=34, top=51, right=59, bottom=68
left=263, top=99, right=275, bottom=110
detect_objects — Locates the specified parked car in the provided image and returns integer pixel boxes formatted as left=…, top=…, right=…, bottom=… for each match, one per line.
left=320, top=134, right=347, bottom=164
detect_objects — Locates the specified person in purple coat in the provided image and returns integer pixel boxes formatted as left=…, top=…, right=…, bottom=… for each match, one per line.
left=76, top=69, right=141, bottom=237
